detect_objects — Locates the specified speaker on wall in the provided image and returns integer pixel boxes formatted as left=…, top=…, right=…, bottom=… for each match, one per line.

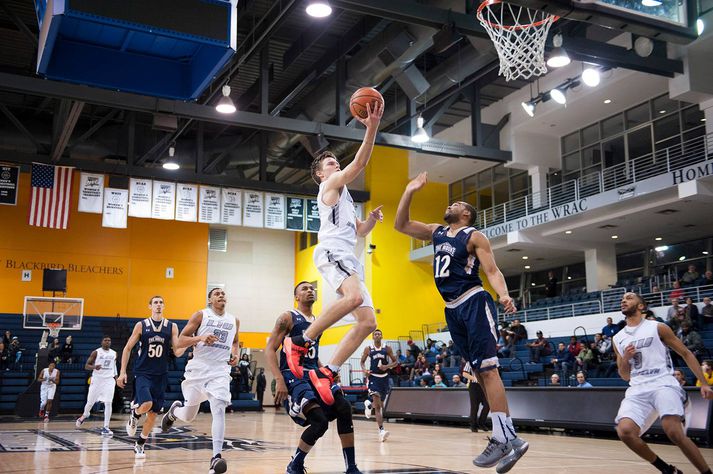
left=42, top=269, right=67, bottom=292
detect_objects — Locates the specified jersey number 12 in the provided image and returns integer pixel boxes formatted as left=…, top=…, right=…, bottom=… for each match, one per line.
left=434, top=254, right=451, bottom=278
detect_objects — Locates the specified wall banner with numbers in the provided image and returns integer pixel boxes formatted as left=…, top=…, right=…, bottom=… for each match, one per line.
left=78, top=172, right=104, bottom=213
left=286, top=197, right=304, bottom=231
left=128, top=178, right=152, bottom=218
left=198, top=186, right=221, bottom=224
left=102, top=188, right=128, bottom=228
left=0, top=165, right=19, bottom=205
left=306, top=198, right=320, bottom=232
left=243, top=191, right=264, bottom=227
left=151, top=181, right=175, bottom=220
left=175, top=184, right=198, bottom=222
left=264, top=194, right=285, bottom=229
left=221, top=188, right=242, bottom=226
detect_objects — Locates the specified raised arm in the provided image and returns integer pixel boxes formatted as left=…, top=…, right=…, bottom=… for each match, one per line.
left=613, top=343, right=633, bottom=382
left=177, top=311, right=217, bottom=349
left=264, top=312, right=293, bottom=404
left=659, top=323, right=713, bottom=398
left=394, top=172, right=440, bottom=240
left=85, top=350, right=99, bottom=371
left=356, top=205, right=384, bottom=237
left=170, top=323, right=186, bottom=358
left=470, top=231, right=516, bottom=314
left=117, top=322, right=142, bottom=388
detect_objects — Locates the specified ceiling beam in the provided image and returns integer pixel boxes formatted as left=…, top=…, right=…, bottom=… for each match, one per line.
left=0, top=73, right=510, bottom=162
left=0, top=103, right=46, bottom=153
left=68, top=108, right=120, bottom=150
left=0, top=1, right=38, bottom=47
left=51, top=100, right=84, bottom=162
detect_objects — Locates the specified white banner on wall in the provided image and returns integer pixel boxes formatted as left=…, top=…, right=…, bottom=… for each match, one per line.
left=151, top=181, right=176, bottom=220
left=243, top=191, right=264, bottom=227
left=221, top=188, right=242, bottom=226
left=199, top=186, right=221, bottom=224
left=102, top=188, right=128, bottom=228
left=128, top=178, right=152, bottom=218
left=175, top=184, right=198, bottom=222
left=264, top=193, right=285, bottom=229
left=78, top=172, right=104, bottom=213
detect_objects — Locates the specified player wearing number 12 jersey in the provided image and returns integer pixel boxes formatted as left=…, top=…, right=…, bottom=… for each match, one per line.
left=118, top=296, right=184, bottom=459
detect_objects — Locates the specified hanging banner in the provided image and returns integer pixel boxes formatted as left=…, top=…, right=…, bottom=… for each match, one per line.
left=198, top=186, right=221, bottom=224
left=243, top=191, right=264, bottom=227
left=151, top=180, right=175, bottom=220
left=77, top=172, right=104, bottom=213
left=220, top=188, right=241, bottom=226
left=175, top=184, right=198, bottom=222
left=306, top=198, right=320, bottom=232
left=0, top=165, right=20, bottom=205
left=102, top=188, right=128, bottom=228
left=285, top=197, right=305, bottom=231
left=264, top=194, right=285, bottom=230
left=128, top=178, right=152, bottom=218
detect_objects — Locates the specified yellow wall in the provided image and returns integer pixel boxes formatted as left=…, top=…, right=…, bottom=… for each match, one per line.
left=0, top=173, right=208, bottom=318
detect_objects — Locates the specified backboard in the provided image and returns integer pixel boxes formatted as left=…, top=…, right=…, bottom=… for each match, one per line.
left=23, top=296, right=84, bottom=331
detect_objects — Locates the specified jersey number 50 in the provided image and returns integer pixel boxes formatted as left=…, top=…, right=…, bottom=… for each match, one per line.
left=434, top=255, right=451, bottom=278
left=147, top=344, right=163, bottom=358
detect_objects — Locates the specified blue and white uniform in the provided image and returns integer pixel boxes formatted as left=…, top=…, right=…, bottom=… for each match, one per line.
left=89, top=347, right=117, bottom=403
left=432, top=225, right=499, bottom=372
left=367, top=345, right=390, bottom=400
left=134, top=317, right=174, bottom=412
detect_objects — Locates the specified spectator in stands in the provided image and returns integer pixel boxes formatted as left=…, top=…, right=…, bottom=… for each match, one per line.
left=696, top=361, right=713, bottom=387
left=668, top=309, right=692, bottom=335
left=432, top=363, right=446, bottom=384
left=593, top=333, right=611, bottom=356
left=576, top=343, right=595, bottom=374
left=0, top=341, right=8, bottom=371
left=575, top=372, right=593, bottom=388
left=396, top=349, right=406, bottom=364
left=602, top=317, right=619, bottom=339
left=545, top=271, right=558, bottom=297
left=496, top=328, right=513, bottom=358
left=526, top=331, right=550, bottom=364
left=667, top=297, right=681, bottom=322
left=407, top=339, right=421, bottom=359
left=680, top=264, right=699, bottom=286
left=549, top=373, right=560, bottom=386
left=443, top=340, right=459, bottom=368
left=230, top=365, right=242, bottom=400
left=651, top=285, right=661, bottom=293
left=669, top=280, right=684, bottom=300
left=451, top=374, right=466, bottom=387
left=431, top=374, right=447, bottom=388
left=552, top=342, right=573, bottom=378
left=48, top=339, right=62, bottom=363
left=410, top=354, right=428, bottom=380
left=9, top=337, right=23, bottom=365
left=60, top=335, right=73, bottom=363
left=506, top=319, right=528, bottom=344
left=418, top=378, right=429, bottom=388
left=238, top=354, right=252, bottom=392
left=3, top=330, right=11, bottom=347
left=701, top=297, right=713, bottom=327
left=680, top=322, right=705, bottom=361
left=684, top=296, right=699, bottom=327
left=673, top=369, right=687, bottom=386
left=700, top=270, right=713, bottom=286
left=567, top=336, right=583, bottom=358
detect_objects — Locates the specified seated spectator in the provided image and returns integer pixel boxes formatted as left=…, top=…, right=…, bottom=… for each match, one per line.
left=496, top=329, right=513, bottom=358
left=701, top=297, right=713, bottom=327
left=410, top=354, right=428, bottom=380
left=402, top=350, right=415, bottom=368
left=575, top=372, right=593, bottom=388
left=432, top=363, right=446, bottom=383
left=60, top=335, right=73, bottom=363
left=645, top=313, right=664, bottom=323
left=668, top=310, right=692, bottom=335
left=431, top=374, right=447, bottom=388
left=48, top=339, right=62, bottom=363
left=669, top=280, right=684, bottom=300
left=9, top=337, right=23, bottom=365
left=683, top=297, right=700, bottom=329
left=680, top=264, right=699, bottom=286
left=576, top=343, right=596, bottom=374
left=407, top=339, right=421, bottom=359
left=651, top=285, right=661, bottom=293
left=396, top=349, right=406, bottom=364
left=526, top=331, right=551, bottom=363
left=0, top=341, right=8, bottom=371
left=418, top=378, right=430, bottom=388
left=666, top=298, right=681, bottom=322
left=696, top=361, right=713, bottom=387
left=699, top=270, right=713, bottom=286
left=505, top=319, right=528, bottom=344
left=567, top=336, right=583, bottom=358
left=2, top=330, right=11, bottom=347
left=602, top=317, right=619, bottom=339
left=451, top=374, right=466, bottom=387
left=673, top=369, right=687, bottom=386
left=550, top=373, right=560, bottom=386
left=551, top=342, right=573, bottom=378
left=680, top=323, right=705, bottom=361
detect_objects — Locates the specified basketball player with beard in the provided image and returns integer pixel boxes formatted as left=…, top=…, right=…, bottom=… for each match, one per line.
left=614, top=292, right=712, bottom=474
left=360, top=328, right=398, bottom=442
left=395, top=172, right=526, bottom=473
left=76, top=336, right=117, bottom=436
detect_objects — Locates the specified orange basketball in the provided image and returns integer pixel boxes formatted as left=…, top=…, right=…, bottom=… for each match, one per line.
left=349, top=87, right=384, bottom=120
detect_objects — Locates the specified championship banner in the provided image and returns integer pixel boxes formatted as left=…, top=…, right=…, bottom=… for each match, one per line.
left=264, top=194, right=285, bottom=229
left=101, top=188, right=128, bottom=229
left=285, top=197, right=304, bottom=231
left=199, top=186, right=221, bottom=224
left=220, top=188, right=241, bottom=226
left=175, top=184, right=198, bottom=222
left=128, top=178, right=152, bottom=218
left=242, top=191, right=264, bottom=227
left=77, top=172, right=104, bottom=213
left=151, top=181, right=175, bottom=220
left=0, top=165, right=19, bottom=205
left=306, top=198, right=320, bottom=232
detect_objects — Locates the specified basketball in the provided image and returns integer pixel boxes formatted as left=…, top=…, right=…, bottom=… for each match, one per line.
left=349, top=87, right=384, bottom=120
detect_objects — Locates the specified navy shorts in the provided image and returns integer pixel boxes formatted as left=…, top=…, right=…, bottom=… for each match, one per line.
left=281, top=370, right=339, bottom=426
left=133, top=373, right=167, bottom=413
left=367, top=375, right=390, bottom=400
left=444, top=290, right=499, bottom=373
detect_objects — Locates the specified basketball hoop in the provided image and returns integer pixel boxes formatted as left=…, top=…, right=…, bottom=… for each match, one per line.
left=476, top=0, right=559, bottom=81
left=47, top=322, right=61, bottom=339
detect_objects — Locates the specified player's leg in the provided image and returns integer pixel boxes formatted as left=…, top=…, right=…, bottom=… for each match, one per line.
left=287, top=404, right=329, bottom=473
left=207, top=396, right=229, bottom=474
left=39, top=385, right=47, bottom=416
left=661, top=415, right=711, bottom=473
left=44, top=386, right=55, bottom=419
left=162, top=374, right=209, bottom=431
left=127, top=375, right=152, bottom=436
left=333, top=390, right=361, bottom=474
left=101, top=400, right=113, bottom=434
left=77, top=383, right=100, bottom=427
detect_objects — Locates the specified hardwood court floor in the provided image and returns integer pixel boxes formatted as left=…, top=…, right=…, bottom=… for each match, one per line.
left=0, top=409, right=711, bottom=473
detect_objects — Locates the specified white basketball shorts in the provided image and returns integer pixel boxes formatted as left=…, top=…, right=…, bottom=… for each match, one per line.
left=88, top=378, right=116, bottom=403
left=313, top=243, right=373, bottom=319
left=182, top=360, right=231, bottom=406
left=40, top=384, right=56, bottom=403
left=615, top=383, right=688, bottom=435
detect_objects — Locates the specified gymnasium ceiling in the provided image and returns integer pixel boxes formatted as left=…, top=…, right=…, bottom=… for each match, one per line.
left=0, top=0, right=690, bottom=196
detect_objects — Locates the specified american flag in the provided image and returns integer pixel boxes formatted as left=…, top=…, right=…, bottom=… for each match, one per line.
left=28, top=163, right=74, bottom=229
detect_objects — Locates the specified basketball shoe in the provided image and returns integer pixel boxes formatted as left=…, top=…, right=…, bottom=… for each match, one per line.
left=378, top=427, right=390, bottom=442
left=126, top=408, right=139, bottom=436
left=75, top=417, right=84, bottom=428
left=473, top=437, right=513, bottom=468
left=133, top=442, right=145, bottom=459
left=285, top=458, right=307, bottom=474
left=161, top=400, right=182, bottom=432
left=209, top=454, right=227, bottom=474
left=282, top=337, right=309, bottom=379
left=363, top=399, right=372, bottom=419
left=308, top=367, right=336, bottom=405
left=495, top=436, right=529, bottom=473
left=100, top=427, right=113, bottom=437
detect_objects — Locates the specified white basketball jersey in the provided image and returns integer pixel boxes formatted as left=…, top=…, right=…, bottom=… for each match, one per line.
left=190, top=307, right=238, bottom=368
left=41, top=368, right=58, bottom=386
left=92, top=348, right=117, bottom=380
left=613, top=319, right=676, bottom=387
left=317, top=182, right=357, bottom=248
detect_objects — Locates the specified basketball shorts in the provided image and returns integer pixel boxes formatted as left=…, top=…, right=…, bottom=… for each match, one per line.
left=367, top=375, right=390, bottom=400
left=182, top=361, right=231, bottom=406
left=444, top=287, right=499, bottom=373
left=314, top=244, right=373, bottom=322
left=615, top=382, right=689, bottom=435
left=134, top=374, right=167, bottom=413
left=282, top=369, right=340, bottom=427
left=88, top=378, right=116, bottom=403
left=40, top=383, right=56, bottom=404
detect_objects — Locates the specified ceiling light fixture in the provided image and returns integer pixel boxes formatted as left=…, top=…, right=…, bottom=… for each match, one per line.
left=655, top=237, right=662, bottom=241
left=522, top=256, right=529, bottom=260
left=703, top=251, right=709, bottom=255
left=565, top=230, right=572, bottom=234
left=547, top=34, right=571, bottom=68
left=641, top=0, right=662, bottom=6
left=411, top=115, right=430, bottom=143
left=162, top=145, right=179, bottom=170
left=550, top=88, right=567, bottom=105
left=611, top=235, right=618, bottom=239
left=581, top=66, right=601, bottom=87
left=604, top=99, right=612, bottom=104
left=678, top=256, right=686, bottom=261
left=306, top=0, right=332, bottom=18
left=524, top=265, right=531, bottom=269
left=216, top=85, right=236, bottom=114
left=654, top=245, right=669, bottom=251
left=697, top=18, right=705, bottom=35
left=521, top=100, right=536, bottom=117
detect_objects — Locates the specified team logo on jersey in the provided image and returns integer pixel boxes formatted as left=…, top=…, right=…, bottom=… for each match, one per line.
left=435, top=242, right=456, bottom=257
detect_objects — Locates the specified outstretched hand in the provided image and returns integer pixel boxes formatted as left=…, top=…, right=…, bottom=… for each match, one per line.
left=356, top=100, right=384, bottom=129
left=368, top=205, right=384, bottom=223
left=406, top=172, right=428, bottom=193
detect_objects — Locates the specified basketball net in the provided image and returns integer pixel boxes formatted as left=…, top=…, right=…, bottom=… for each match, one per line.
left=476, top=0, right=558, bottom=81
left=47, top=322, right=61, bottom=339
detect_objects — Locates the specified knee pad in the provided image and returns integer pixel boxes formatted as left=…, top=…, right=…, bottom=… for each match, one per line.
left=301, top=407, right=329, bottom=446
left=333, top=392, right=354, bottom=435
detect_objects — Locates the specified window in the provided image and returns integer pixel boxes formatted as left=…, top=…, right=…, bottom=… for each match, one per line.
left=681, top=106, right=704, bottom=131
left=581, top=124, right=599, bottom=146
left=653, top=95, right=679, bottom=117
left=449, top=181, right=462, bottom=200
left=654, top=114, right=680, bottom=141
left=562, top=132, right=579, bottom=153
left=602, top=113, right=624, bottom=138
left=563, top=152, right=581, bottom=173
left=626, top=103, right=650, bottom=129
left=602, top=136, right=626, bottom=168
left=581, top=145, right=601, bottom=168
left=627, top=126, right=653, bottom=160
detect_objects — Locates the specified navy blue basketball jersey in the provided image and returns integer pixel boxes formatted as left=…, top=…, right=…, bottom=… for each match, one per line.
left=134, top=318, right=173, bottom=376
left=368, top=345, right=389, bottom=374
left=280, top=310, right=320, bottom=372
left=432, top=225, right=482, bottom=302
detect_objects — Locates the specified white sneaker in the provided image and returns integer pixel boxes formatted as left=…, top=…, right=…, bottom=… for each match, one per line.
left=75, top=417, right=84, bottom=429
left=126, top=411, right=139, bottom=436
left=364, top=399, right=372, bottom=419
left=378, top=429, right=390, bottom=442
left=134, top=442, right=146, bottom=459
left=101, top=427, right=113, bottom=437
